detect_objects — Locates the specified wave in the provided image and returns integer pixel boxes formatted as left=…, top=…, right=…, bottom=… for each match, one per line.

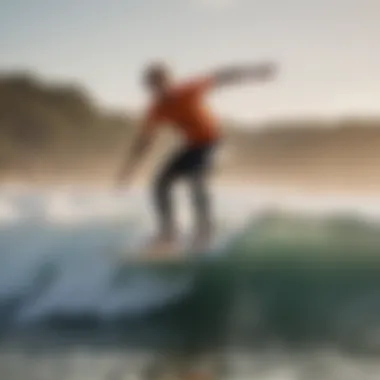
left=0, top=185, right=380, bottom=355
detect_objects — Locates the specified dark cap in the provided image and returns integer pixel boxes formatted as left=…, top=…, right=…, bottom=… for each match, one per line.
left=142, top=61, right=171, bottom=87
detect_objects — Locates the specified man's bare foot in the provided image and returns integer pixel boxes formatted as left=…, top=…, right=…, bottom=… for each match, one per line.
left=190, top=229, right=213, bottom=252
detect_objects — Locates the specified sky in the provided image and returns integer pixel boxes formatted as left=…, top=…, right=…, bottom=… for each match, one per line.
left=1, top=0, right=379, bottom=122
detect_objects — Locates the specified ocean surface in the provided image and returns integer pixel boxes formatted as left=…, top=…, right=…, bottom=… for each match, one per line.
left=1, top=183, right=380, bottom=379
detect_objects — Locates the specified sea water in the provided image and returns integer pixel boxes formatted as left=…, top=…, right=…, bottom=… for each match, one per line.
left=1, top=183, right=380, bottom=379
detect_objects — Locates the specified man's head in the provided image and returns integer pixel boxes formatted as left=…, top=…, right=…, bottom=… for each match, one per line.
left=143, top=62, right=172, bottom=95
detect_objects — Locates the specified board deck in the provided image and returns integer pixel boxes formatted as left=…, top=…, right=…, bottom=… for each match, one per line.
left=118, top=222, right=232, bottom=263
left=122, top=237, right=215, bottom=263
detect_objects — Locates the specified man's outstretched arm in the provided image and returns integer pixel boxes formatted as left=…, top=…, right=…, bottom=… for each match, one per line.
left=208, top=61, right=278, bottom=88
left=115, top=127, right=154, bottom=188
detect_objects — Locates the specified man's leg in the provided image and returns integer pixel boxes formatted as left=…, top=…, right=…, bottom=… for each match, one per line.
left=152, top=148, right=190, bottom=243
left=153, top=169, right=178, bottom=242
left=186, top=144, right=216, bottom=249
left=189, top=172, right=213, bottom=242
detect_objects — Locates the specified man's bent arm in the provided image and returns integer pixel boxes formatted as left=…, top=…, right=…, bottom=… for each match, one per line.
left=210, top=61, right=277, bottom=88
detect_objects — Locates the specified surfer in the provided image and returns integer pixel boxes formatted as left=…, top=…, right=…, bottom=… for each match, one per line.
left=117, top=61, right=277, bottom=252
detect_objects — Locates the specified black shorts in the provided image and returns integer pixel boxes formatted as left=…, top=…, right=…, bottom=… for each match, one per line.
left=157, top=141, right=217, bottom=183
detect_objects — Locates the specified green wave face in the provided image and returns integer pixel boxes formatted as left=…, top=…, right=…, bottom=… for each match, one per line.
left=104, top=212, right=380, bottom=356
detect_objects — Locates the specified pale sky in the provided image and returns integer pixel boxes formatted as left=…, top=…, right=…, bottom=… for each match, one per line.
left=1, top=0, right=379, bottom=121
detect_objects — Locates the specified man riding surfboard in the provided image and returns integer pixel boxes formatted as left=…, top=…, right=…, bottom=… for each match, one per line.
left=117, top=61, right=277, bottom=254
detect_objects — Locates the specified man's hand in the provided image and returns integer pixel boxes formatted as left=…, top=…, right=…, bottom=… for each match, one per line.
left=251, top=61, right=277, bottom=81
left=212, top=61, right=278, bottom=87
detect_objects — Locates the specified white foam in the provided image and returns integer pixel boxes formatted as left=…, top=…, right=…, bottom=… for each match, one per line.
left=16, top=254, right=194, bottom=323
left=0, top=198, right=21, bottom=224
left=43, top=191, right=131, bottom=224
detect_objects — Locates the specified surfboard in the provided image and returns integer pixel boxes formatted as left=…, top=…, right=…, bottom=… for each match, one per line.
left=119, top=221, right=231, bottom=263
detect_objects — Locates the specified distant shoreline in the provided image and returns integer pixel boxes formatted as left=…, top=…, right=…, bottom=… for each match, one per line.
left=3, top=174, right=380, bottom=199
left=1, top=73, right=380, bottom=198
